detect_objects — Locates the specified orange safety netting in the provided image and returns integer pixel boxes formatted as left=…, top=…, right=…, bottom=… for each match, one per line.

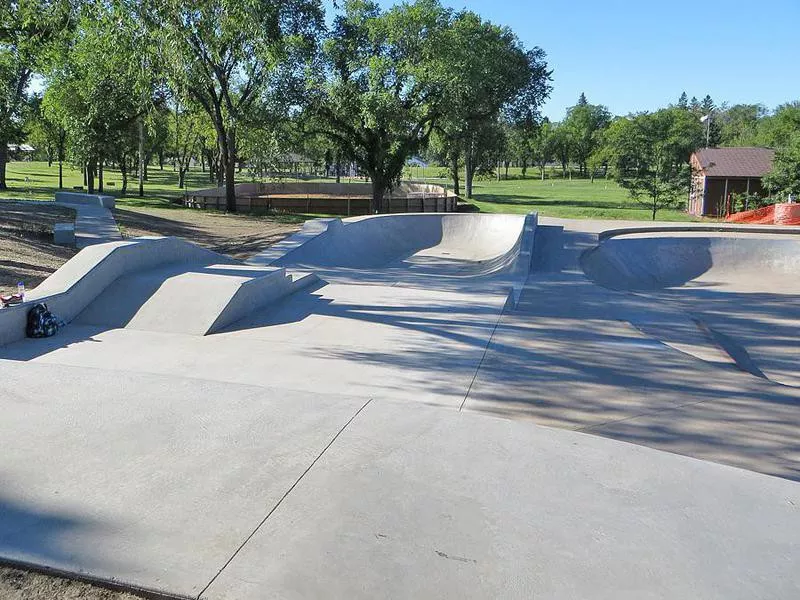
left=725, top=203, right=800, bottom=226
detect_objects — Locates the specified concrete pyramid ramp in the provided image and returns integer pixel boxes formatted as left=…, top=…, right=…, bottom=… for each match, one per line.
left=74, top=263, right=317, bottom=335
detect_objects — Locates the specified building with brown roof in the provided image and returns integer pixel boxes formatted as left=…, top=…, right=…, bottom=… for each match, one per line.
left=688, top=147, right=775, bottom=216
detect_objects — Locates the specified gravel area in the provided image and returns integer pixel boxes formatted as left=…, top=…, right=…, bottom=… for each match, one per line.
left=0, top=201, right=78, bottom=295
left=0, top=566, right=144, bottom=600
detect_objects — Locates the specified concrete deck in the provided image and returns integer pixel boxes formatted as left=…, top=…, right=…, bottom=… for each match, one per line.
left=0, top=214, right=798, bottom=598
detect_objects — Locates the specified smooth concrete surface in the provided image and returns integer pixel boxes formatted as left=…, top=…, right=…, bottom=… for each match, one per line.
left=204, top=400, right=800, bottom=600
left=0, top=213, right=798, bottom=598
left=248, top=213, right=535, bottom=300
left=0, top=237, right=231, bottom=346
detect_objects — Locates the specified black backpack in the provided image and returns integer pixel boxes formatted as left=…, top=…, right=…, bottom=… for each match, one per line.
left=26, top=303, right=64, bottom=338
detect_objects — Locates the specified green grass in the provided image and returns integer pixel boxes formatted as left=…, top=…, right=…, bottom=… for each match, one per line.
left=0, top=160, right=215, bottom=209
left=4, top=161, right=715, bottom=222
left=406, top=166, right=714, bottom=222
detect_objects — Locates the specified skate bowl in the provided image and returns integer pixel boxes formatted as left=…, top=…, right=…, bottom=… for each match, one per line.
left=248, top=212, right=536, bottom=295
left=582, top=233, right=800, bottom=292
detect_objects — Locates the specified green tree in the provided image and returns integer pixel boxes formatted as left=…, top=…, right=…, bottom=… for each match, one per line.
left=45, top=1, right=151, bottom=193
left=562, top=94, right=611, bottom=177
left=763, top=133, right=800, bottom=198
left=439, top=10, right=550, bottom=198
left=756, top=101, right=800, bottom=148
left=148, top=0, right=323, bottom=211
left=0, top=0, right=72, bottom=189
left=529, top=118, right=556, bottom=180
left=718, top=104, right=767, bottom=146
left=309, top=0, right=451, bottom=212
left=605, top=108, right=703, bottom=220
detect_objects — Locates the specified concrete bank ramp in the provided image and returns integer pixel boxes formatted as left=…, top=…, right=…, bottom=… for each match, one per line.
left=74, top=264, right=317, bottom=335
left=582, top=234, right=800, bottom=291
left=249, top=213, right=534, bottom=280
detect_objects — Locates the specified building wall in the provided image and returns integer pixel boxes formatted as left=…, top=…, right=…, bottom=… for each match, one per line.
left=702, top=177, right=765, bottom=216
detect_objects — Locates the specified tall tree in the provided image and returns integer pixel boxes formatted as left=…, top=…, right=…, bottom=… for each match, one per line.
left=677, top=92, right=688, bottom=109
left=605, top=108, right=703, bottom=220
left=45, top=1, right=153, bottom=194
left=763, top=132, right=800, bottom=198
left=562, top=95, right=611, bottom=177
left=148, top=0, right=323, bottom=211
left=0, top=0, right=72, bottom=189
left=529, top=118, right=556, bottom=180
left=718, top=104, right=766, bottom=147
left=308, top=0, right=452, bottom=212
left=436, top=9, right=550, bottom=198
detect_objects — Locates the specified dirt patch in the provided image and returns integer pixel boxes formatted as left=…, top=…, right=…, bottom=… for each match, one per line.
left=0, top=201, right=78, bottom=295
left=0, top=566, right=143, bottom=600
left=114, top=206, right=302, bottom=260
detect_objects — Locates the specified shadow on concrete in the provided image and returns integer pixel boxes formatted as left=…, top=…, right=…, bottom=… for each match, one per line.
left=0, top=489, right=111, bottom=572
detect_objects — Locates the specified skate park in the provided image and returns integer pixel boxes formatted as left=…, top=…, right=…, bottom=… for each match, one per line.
left=0, top=212, right=798, bottom=599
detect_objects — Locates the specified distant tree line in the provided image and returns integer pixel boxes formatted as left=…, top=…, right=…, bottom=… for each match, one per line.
left=2, top=0, right=552, bottom=213
left=439, top=91, right=800, bottom=219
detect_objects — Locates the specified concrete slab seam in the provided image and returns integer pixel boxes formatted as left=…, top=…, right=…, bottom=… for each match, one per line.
left=197, top=397, right=374, bottom=598
left=458, top=295, right=511, bottom=412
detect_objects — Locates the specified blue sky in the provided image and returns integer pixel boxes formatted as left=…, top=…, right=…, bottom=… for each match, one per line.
left=328, top=0, right=800, bottom=120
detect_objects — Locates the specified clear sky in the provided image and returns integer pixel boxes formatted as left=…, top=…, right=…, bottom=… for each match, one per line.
left=330, top=0, right=800, bottom=120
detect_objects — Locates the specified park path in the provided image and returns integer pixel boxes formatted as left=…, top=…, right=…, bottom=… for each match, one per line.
left=54, top=201, right=122, bottom=248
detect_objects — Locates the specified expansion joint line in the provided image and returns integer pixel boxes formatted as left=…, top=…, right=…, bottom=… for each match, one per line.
left=197, top=398, right=373, bottom=598
left=459, top=300, right=508, bottom=412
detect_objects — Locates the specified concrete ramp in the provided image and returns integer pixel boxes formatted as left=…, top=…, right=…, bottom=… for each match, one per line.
left=582, top=234, right=800, bottom=292
left=74, top=264, right=318, bottom=335
left=248, top=213, right=535, bottom=300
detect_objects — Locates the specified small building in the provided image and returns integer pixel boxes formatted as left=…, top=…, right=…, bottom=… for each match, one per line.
left=689, top=147, right=775, bottom=216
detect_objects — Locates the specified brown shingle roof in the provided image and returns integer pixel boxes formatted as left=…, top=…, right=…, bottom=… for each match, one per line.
left=694, top=147, right=775, bottom=178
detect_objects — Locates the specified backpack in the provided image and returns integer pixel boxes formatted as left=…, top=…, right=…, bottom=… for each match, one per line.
left=26, top=303, right=64, bottom=338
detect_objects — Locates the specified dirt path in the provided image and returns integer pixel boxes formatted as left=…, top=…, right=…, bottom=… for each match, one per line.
left=114, top=206, right=302, bottom=260
left=0, top=201, right=78, bottom=295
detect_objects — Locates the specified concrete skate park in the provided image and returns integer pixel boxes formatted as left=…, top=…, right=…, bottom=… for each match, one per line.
left=0, top=209, right=798, bottom=599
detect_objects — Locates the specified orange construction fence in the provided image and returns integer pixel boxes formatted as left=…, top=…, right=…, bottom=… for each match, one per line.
left=725, top=203, right=800, bottom=226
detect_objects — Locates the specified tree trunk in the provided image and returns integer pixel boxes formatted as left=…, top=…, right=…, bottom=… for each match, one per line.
left=178, top=168, right=185, bottom=189
left=120, top=157, right=128, bottom=195
left=98, top=158, right=104, bottom=193
left=224, top=127, right=236, bottom=212
left=87, top=158, right=96, bottom=193
left=464, top=147, right=475, bottom=199
left=370, top=176, right=385, bottom=214
left=0, top=141, right=8, bottom=190
left=450, top=153, right=460, bottom=197
left=158, top=150, right=164, bottom=170
left=138, top=117, right=145, bottom=197
left=58, top=160, right=63, bottom=189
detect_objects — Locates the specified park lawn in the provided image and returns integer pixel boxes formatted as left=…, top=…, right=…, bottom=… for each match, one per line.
left=468, top=177, right=700, bottom=221
left=407, top=165, right=709, bottom=221
left=4, top=161, right=711, bottom=222
left=0, top=160, right=215, bottom=208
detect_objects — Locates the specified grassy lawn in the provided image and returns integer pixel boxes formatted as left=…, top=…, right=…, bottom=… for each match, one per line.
left=406, top=166, right=713, bottom=221
left=4, top=161, right=714, bottom=222
left=0, top=160, right=214, bottom=208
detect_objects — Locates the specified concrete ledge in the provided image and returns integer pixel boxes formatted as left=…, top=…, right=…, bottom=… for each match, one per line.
left=55, top=191, right=115, bottom=209
left=53, top=222, right=75, bottom=246
left=0, top=237, right=232, bottom=346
